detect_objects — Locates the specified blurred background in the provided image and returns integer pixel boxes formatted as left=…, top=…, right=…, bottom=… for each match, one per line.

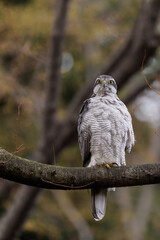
left=0, top=0, right=160, bottom=239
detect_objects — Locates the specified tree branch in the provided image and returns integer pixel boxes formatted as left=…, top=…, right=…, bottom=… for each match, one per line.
left=102, top=0, right=160, bottom=90
left=67, top=0, right=160, bottom=117
left=44, top=0, right=70, bottom=131
left=0, top=148, right=160, bottom=190
left=123, top=71, right=160, bottom=105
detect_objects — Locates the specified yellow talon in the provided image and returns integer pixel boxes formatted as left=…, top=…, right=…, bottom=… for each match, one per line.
left=105, top=164, right=110, bottom=168
left=109, top=163, right=114, bottom=167
left=97, top=164, right=103, bottom=167
left=97, top=163, right=118, bottom=168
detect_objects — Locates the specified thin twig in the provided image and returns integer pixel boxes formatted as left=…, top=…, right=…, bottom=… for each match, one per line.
left=14, top=104, right=21, bottom=150
left=13, top=104, right=25, bottom=156
left=41, top=177, right=95, bottom=189
left=52, top=144, right=56, bottom=165
left=151, top=128, right=160, bottom=139
left=141, top=49, right=160, bottom=95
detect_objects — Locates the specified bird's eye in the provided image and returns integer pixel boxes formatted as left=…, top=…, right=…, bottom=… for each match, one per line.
left=109, top=80, right=114, bottom=85
left=96, top=79, right=100, bottom=84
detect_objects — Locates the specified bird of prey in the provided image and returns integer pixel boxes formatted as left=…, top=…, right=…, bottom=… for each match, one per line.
left=78, top=75, right=135, bottom=221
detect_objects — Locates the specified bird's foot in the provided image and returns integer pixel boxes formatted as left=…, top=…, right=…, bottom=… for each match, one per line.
left=108, top=163, right=118, bottom=167
left=105, top=163, right=110, bottom=168
left=97, top=163, right=118, bottom=168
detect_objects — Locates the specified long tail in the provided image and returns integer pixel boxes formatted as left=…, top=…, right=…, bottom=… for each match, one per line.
left=91, top=188, right=107, bottom=221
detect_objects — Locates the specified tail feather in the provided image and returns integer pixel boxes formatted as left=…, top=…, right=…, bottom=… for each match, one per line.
left=91, top=188, right=107, bottom=221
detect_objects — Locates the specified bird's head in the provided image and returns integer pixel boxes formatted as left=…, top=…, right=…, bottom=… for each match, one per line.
left=93, top=75, right=117, bottom=95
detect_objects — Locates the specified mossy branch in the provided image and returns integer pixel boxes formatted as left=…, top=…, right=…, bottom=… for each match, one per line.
left=0, top=148, right=160, bottom=190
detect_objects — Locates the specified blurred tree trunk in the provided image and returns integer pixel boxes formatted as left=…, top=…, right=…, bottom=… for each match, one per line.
left=53, top=191, right=93, bottom=240
left=130, top=185, right=154, bottom=240
left=0, top=0, right=71, bottom=239
left=0, top=181, right=17, bottom=203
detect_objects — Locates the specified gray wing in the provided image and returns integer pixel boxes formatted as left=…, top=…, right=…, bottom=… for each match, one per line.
left=125, top=125, right=135, bottom=153
left=125, top=112, right=135, bottom=153
left=78, top=99, right=91, bottom=167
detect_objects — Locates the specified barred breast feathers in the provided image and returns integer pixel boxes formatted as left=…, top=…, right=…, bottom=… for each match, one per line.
left=80, top=94, right=135, bottom=167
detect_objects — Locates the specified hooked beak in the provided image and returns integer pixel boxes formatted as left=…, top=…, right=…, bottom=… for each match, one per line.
left=102, top=80, right=107, bottom=88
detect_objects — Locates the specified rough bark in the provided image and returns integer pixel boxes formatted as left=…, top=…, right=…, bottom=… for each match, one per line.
left=0, top=148, right=160, bottom=190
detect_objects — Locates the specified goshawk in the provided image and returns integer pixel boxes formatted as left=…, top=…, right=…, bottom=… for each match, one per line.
left=78, top=75, right=135, bottom=221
